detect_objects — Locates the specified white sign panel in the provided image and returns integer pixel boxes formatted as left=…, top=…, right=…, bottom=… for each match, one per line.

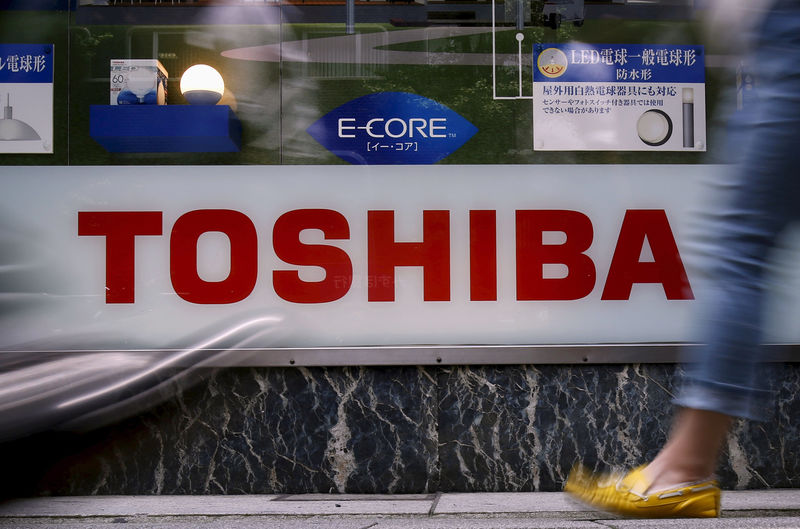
left=2, top=164, right=800, bottom=355
left=533, top=44, right=706, bottom=151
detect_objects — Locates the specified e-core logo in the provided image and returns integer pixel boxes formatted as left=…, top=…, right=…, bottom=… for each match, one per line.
left=307, top=92, right=478, bottom=165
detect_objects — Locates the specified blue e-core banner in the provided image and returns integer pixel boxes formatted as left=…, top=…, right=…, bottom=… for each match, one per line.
left=307, top=92, right=478, bottom=165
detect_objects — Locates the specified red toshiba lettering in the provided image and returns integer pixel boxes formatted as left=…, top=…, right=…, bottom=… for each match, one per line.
left=78, top=211, right=163, bottom=304
left=170, top=209, right=257, bottom=304
left=516, top=210, right=596, bottom=300
left=368, top=210, right=450, bottom=302
left=601, top=209, right=694, bottom=300
left=470, top=210, right=497, bottom=301
left=272, top=209, right=353, bottom=304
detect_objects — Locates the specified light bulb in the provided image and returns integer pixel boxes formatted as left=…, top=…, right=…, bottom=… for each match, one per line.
left=180, top=64, right=225, bottom=105
left=126, top=67, right=157, bottom=102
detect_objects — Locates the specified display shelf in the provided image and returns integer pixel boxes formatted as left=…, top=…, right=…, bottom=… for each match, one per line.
left=89, top=105, right=241, bottom=153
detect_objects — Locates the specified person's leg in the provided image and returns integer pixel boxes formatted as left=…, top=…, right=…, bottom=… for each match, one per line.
left=644, top=408, right=732, bottom=491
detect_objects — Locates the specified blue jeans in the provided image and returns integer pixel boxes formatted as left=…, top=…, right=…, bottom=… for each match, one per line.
left=675, top=0, right=800, bottom=420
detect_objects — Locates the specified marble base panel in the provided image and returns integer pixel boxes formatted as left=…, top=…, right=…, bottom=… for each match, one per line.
left=2, top=364, right=800, bottom=496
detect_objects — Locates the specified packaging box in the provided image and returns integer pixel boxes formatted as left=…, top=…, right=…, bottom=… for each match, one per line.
left=110, top=59, right=168, bottom=105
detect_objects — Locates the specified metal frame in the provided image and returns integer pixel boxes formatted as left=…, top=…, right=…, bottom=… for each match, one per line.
left=7, top=343, right=800, bottom=367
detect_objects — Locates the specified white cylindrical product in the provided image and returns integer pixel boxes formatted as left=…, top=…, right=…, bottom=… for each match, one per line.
left=682, top=88, right=694, bottom=148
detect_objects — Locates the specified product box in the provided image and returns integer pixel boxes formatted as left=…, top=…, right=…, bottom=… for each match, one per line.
left=110, top=59, right=168, bottom=105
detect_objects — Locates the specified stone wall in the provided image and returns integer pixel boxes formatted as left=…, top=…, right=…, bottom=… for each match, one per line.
left=2, top=364, right=799, bottom=497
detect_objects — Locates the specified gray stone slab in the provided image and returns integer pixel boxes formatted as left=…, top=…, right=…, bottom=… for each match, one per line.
left=279, top=493, right=435, bottom=502
left=0, top=516, right=613, bottom=529
left=0, top=517, right=376, bottom=529
left=256, top=499, right=433, bottom=515
left=372, top=519, right=607, bottom=529
left=5, top=520, right=800, bottom=529
left=434, top=492, right=589, bottom=514
left=605, top=517, right=800, bottom=529
left=3, top=492, right=800, bottom=521
left=0, top=496, right=278, bottom=517
left=0, top=495, right=433, bottom=517
left=722, top=490, right=800, bottom=511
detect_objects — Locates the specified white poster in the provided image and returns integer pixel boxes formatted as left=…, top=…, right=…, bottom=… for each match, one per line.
left=533, top=44, right=706, bottom=152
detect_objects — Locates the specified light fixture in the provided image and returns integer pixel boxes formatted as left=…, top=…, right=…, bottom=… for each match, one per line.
left=637, top=109, right=672, bottom=147
left=180, top=64, right=225, bottom=105
left=0, top=94, right=40, bottom=141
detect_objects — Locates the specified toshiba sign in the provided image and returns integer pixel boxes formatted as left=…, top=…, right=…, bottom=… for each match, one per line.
left=76, top=208, right=691, bottom=305
left=3, top=164, right=798, bottom=357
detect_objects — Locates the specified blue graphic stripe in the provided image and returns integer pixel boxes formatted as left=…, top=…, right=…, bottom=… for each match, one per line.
left=0, top=44, right=54, bottom=83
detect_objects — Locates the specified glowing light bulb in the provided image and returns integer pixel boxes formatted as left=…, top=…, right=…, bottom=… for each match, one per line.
left=180, top=64, right=225, bottom=105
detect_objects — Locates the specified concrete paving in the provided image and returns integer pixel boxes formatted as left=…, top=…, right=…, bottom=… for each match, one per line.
left=2, top=491, right=800, bottom=528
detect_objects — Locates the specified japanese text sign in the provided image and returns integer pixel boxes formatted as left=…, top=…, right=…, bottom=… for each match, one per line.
left=533, top=44, right=706, bottom=151
left=0, top=43, right=54, bottom=153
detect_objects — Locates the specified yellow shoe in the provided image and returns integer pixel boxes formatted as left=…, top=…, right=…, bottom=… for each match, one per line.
left=564, top=464, right=720, bottom=518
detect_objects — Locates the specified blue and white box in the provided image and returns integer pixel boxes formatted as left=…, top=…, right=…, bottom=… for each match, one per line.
left=532, top=44, right=706, bottom=151
left=110, top=59, right=168, bottom=105
left=0, top=43, right=54, bottom=153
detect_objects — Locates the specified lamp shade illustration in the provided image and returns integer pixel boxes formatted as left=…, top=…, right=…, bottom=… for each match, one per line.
left=0, top=94, right=40, bottom=141
left=180, top=64, right=224, bottom=105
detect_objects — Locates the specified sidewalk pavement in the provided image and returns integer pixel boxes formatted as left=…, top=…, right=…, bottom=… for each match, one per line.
left=2, top=491, right=800, bottom=528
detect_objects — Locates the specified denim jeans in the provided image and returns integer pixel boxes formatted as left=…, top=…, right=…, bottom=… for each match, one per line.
left=675, top=0, right=800, bottom=419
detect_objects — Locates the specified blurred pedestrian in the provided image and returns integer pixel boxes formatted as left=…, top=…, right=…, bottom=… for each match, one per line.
left=565, top=0, right=800, bottom=518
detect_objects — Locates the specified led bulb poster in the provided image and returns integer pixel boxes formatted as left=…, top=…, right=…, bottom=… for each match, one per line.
left=0, top=44, right=54, bottom=154
left=532, top=44, right=705, bottom=151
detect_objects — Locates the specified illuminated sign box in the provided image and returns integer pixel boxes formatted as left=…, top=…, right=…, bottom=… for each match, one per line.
left=5, top=163, right=800, bottom=364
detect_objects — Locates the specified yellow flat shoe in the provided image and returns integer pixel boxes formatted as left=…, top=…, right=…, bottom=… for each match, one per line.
left=564, top=464, right=720, bottom=518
